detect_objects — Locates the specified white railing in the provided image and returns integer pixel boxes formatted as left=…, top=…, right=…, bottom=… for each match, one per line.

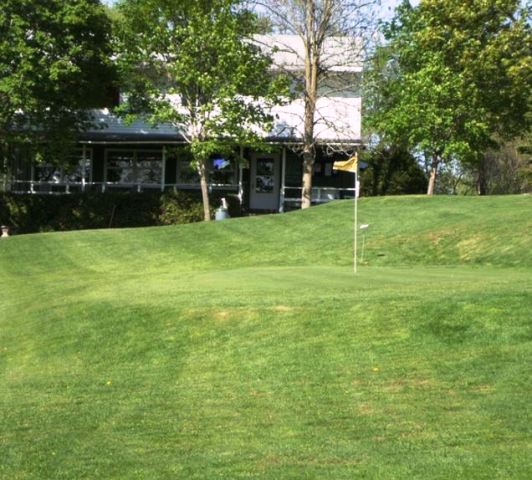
left=8, top=180, right=239, bottom=195
left=281, top=185, right=356, bottom=209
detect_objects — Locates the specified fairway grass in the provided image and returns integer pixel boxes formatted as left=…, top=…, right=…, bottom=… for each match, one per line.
left=1, top=196, right=531, bottom=479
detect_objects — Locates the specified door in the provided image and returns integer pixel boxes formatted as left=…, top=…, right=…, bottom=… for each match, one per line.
left=249, top=153, right=280, bottom=210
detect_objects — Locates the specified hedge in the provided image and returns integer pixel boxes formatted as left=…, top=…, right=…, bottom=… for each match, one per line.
left=0, top=191, right=241, bottom=234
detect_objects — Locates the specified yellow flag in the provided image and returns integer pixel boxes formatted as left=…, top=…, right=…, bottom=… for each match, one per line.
left=333, top=154, right=358, bottom=173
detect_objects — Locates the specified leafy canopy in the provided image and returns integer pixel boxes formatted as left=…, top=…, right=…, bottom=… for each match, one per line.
left=115, top=0, right=289, bottom=219
left=115, top=0, right=287, bottom=160
left=366, top=0, right=531, bottom=167
left=0, top=0, right=115, bottom=155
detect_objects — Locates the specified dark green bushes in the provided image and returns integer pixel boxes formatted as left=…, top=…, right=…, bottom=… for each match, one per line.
left=0, top=190, right=241, bottom=234
left=360, top=145, right=427, bottom=196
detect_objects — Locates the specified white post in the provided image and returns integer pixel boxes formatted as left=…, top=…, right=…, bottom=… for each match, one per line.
left=238, top=146, right=244, bottom=206
left=81, top=145, right=87, bottom=192
left=354, top=170, right=357, bottom=274
left=279, top=147, right=286, bottom=212
left=30, top=163, right=35, bottom=194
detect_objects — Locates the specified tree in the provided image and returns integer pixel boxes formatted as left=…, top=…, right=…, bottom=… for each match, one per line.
left=461, top=136, right=531, bottom=195
left=365, top=0, right=531, bottom=195
left=360, top=143, right=427, bottom=196
left=114, top=0, right=287, bottom=221
left=0, top=0, right=115, bottom=168
left=253, top=0, right=377, bottom=208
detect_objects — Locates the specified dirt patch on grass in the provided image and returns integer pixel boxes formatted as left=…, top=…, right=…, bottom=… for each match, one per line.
left=469, top=384, right=494, bottom=394
left=383, top=377, right=435, bottom=393
left=214, top=310, right=232, bottom=320
left=271, top=305, right=297, bottom=312
left=357, top=403, right=375, bottom=416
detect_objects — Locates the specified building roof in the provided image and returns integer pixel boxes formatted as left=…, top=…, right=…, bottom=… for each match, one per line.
left=83, top=97, right=361, bottom=145
left=80, top=109, right=179, bottom=142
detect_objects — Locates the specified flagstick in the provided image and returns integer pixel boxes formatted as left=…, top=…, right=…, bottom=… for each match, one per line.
left=331, top=154, right=359, bottom=273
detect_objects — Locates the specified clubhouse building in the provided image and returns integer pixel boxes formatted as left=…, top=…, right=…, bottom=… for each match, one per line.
left=4, top=36, right=363, bottom=212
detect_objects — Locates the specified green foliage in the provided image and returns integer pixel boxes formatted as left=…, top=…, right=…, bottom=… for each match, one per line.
left=0, top=196, right=531, bottom=478
left=0, top=0, right=116, bottom=158
left=0, top=191, right=238, bottom=233
left=365, top=0, right=531, bottom=192
left=159, top=190, right=241, bottom=224
left=478, top=137, right=532, bottom=194
left=361, top=143, right=427, bottom=195
left=158, top=191, right=205, bottom=225
left=114, top=0, right=288, bottom=219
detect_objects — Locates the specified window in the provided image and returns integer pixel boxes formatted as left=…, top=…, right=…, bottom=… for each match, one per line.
left=255, top=158, right=275, bottom=193
left=175, top=152, right=236, bottom=186
left=34, top=149, right=92, bottom=184
left=177, top=157, right=199, bottom=184
left=66, top=154, right=92, bottom=183
left=137, top=151, right=163, bottom=184
left=210, top=155, right=236, bottom=185
left=34, top=164, right=62, bottom=183
left=105, top=150, right=162, bottom=185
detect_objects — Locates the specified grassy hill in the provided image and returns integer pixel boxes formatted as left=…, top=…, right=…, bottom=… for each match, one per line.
left=0, top=195, right=531, bottom=479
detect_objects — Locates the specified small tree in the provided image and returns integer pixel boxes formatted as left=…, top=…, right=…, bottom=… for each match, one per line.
left=115, top=0, right=288, bottom=220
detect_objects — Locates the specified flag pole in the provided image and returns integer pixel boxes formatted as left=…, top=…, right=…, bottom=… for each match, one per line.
left=331, top=153, right=359, bottom=273
left=354, top=167, right=358, bottom=274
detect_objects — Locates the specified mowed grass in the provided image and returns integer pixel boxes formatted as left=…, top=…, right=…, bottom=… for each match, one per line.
left=0, top=195, right=531, bottom=479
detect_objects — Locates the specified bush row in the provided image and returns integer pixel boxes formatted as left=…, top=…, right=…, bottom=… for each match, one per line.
left=0, top=191, right=241, bottom=234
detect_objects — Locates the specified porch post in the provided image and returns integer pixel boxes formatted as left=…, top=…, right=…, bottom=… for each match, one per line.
left=238, top=145, right=244, bottom=207
left=137, top=150, right=141, bottom=192
left=30, top=162, right=35, bottom=194
left=279, top=146, right=286, bottom=213
left=161, top=146, right=166, bottom=192
left=81, top=144, right=87, bottom=192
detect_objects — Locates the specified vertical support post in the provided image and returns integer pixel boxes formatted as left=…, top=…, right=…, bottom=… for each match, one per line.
left=161, top=145, right=166, bottom=192
left=134, top=151, right=141, bottom=193
left=30, top=162, right=35, bottom=194
left=238, top=145, right=244, bottom=207
left=81, top=144, right=87, bottom=192
left=279, top=146, right=286, bottom=213
left=354, top=170, right=357, bottom=274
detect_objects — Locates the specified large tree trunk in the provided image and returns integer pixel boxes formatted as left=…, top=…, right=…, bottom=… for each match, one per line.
left=427, top=154, right=440, bottom=195
left=476, top=154, right=488, bottom=195
left=301, top=149, right=314, bottom=208
left=198, top=159, right=211, bottom=221
left=300, top=1, right=319, bottom=209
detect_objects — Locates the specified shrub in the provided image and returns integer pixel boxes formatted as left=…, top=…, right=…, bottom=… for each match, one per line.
left=0, top=190, right=240, bottom=234
left=158, top=191, right=204, bottom=225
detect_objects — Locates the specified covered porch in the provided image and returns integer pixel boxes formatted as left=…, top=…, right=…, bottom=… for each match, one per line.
left=3, top=106, right=362, bottom=212
left=6, top=141, right=359, bottom=213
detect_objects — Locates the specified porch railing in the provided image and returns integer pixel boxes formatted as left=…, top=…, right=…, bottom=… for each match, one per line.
left=281, top=186, right=356, bottom=210
left=8, top=180, right=239, bottom=195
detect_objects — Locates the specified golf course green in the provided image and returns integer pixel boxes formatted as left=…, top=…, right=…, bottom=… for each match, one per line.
left=1, top=195, right=531, bottom=479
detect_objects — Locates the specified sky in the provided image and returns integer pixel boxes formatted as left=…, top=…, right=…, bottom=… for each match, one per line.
left=102, top=1, right=421, bottom=21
